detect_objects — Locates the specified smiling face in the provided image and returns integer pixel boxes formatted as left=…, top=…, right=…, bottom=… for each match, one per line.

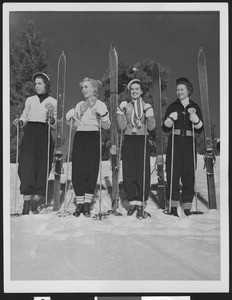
left=81, top=81, right=95, bottom=99
left=35, top=77, right=46, bottom=94
left=130, top=83, right=143, bottom=100
left=176, top=84, right=189, bottom=101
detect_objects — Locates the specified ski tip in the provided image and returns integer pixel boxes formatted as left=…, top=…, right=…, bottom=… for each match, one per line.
left=198, top=47, right=204, bottom=54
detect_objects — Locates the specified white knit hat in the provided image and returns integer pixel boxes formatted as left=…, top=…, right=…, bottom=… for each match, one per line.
left=127, top=79, right=141, bottom=91
left=32, top=72, right=50, bottom=82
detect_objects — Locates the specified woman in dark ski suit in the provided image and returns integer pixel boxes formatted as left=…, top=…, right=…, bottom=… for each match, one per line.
left=65, top=77, right=111, bottom=218
left=162, top=77, right=203, bottom=217
left=13, top=72, right=57, bottom=215
left=117, top=79, right=156, bottom=219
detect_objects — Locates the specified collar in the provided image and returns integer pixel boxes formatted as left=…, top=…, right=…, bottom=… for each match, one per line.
left=37, top=93, right=49, bottom=103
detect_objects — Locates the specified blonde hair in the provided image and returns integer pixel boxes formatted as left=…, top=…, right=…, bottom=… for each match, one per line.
left=80, top=77, right=102, bottom=97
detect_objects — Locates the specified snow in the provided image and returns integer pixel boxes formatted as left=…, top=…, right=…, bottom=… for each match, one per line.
left=5, top=154, right=228, bottom=293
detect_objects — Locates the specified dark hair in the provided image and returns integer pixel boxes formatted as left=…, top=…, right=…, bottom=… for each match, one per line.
left=34, top=75, right=51, bottom=94
left=176, top=77, right=193, bottom=96
left=129, top=80, right=144, bottom=94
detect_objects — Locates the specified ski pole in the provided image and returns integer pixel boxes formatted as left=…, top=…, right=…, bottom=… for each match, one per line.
left=99, top=117, right=102, bottom=218
left=14, top=119, right=20, bottom=215
left=142, top=118, right=148, bottom=215
left=115, top=128, right=123, bottom=211
left=63, top=117, right=73, bottom=213
left=192, top=122, right=199, bottom=212
left=45, top=104, right=53, bottom=206
left=169, top=124, right=175, bottom=213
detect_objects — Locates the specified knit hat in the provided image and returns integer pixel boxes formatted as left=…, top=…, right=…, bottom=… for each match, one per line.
left=32, top=72, right=50, bottom=83
left=127, top=79, right=141, bottom=91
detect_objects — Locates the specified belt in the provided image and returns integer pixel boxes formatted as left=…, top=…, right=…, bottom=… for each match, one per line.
left=173, top=129, right=195, bottom=137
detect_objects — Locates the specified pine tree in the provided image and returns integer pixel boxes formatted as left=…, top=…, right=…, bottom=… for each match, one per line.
left=10, top=20, right=51, bottom=162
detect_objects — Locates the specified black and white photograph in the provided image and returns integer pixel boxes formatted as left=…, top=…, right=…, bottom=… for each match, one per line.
left=2, top=2, right=229, bottom=296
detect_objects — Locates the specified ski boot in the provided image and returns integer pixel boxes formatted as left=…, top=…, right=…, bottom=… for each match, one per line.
left=136, top=205, right=151, bottom=220
left=163, top=206, right=179, bottom=217
left=22, top=195, right=32, bottom=215
left=31, top=195, right=40, bottom=214
left=73, top=203, right=83, bottom=217
left=184, top=209, right=191, bottom=216
left=127, top=205, right=137, bottom=216
left=83, top=202, right=91, bottom=218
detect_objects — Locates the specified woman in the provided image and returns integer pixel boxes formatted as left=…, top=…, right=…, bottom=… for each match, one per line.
left=65, top=77, right=110, bottom=217
left=162, top=77, right=203, bottom=217
left=13, top=72, right=57, bottom=214
left=117, top=79, right=156, bottom=219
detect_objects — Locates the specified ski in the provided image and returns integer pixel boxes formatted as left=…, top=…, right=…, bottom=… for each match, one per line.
left=53, top=51, right=66, bottom=211
left=198, top=47, right=217, bottom=209
left=151, top=62, right=166, bottom=209
left=108, top=45, right=121, bottom=214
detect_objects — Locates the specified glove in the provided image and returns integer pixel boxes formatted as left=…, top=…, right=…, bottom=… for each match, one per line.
left=119, top=101, right=127, bottom=112
left=13, top=118, right=23, bottom=128
left=116, top=107, right=125, bottom=115
left=164, top=111, right=178, bottom=128
left=65, top=108, right=75, bottom=122
left=46, top=110, right=55, bottom=124
left=96, top=105, right=108, bottom=122
left=189, top=112, right=199, bottom=124
left=144, top=103, right=154, bottom=118
left=45, top=103, right=55, bottom=124
left=169, top=111, right=178, bottom=121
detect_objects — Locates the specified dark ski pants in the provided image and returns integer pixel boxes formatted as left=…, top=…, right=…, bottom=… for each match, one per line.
left=166, top=135, right=196, bottom=209
left=122, top=135, right=150, bottom=203
left=18, top=122, right=54, bottom=196
left=72, top=131, right=100, bottom=196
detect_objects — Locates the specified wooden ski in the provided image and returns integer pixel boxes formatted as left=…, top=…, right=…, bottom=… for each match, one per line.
left=53, top=51, right=66, bottom=211
left=198, top=47, right=217, bottom=209
left=151, top=62, right=166, bottom=209
left=109, top=45, right=120, bottom=213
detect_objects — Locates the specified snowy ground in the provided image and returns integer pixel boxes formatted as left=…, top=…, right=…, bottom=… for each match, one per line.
left=7, top=154, right=223, bottom=291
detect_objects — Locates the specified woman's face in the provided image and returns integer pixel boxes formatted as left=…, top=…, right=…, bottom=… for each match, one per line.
left=35, top=77, right=46, bottom=94
left=81, top=81, right=95, bottom=99
left=176, top=84, right=189, bottom=101
left=130, top=83, right=143, bottom=100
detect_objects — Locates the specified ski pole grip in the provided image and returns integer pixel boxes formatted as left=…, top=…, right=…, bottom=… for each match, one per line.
left=45, top=103, right=54, bottom=117
left=188, top=107, right=196, bottom=114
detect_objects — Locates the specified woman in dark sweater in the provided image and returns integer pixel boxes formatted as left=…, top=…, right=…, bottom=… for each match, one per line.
left=162, top=77, right=203, bottom=217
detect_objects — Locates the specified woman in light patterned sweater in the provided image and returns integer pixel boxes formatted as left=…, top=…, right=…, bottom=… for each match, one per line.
left=65, top=77, right=111, bottom=217
left=117, top=79, right=156, bottom=219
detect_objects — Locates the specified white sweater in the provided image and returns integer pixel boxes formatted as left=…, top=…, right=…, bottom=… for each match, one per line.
left=66, top=99, right=110, bottom=131
left=20, top=95, right=57, bottom=129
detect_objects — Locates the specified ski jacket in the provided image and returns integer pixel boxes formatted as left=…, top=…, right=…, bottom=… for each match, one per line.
left=19, top=95, right=57, bottom=129
left=67, top=99, right=110, bottom=131
left=162, top=99, right=203, bottom=135
left=117, top=100, right=156, bottom=135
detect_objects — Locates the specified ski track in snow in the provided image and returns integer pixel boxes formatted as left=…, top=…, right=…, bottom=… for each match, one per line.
left=9, top=155, right=221, bottom=281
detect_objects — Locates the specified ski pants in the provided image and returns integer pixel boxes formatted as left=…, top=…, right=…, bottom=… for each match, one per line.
left=72, top=131, right=100, bottom=196
left=122, top=135, right=150, bottom=204
left=166, top=134, right=196, bottom=210
left=18, top=122, right=54, bottom=196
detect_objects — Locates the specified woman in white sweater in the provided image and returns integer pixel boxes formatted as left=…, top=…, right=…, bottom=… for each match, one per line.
left=65, top=77, right=110, bottom=217
left=13, top=72, right=57, bottom=214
